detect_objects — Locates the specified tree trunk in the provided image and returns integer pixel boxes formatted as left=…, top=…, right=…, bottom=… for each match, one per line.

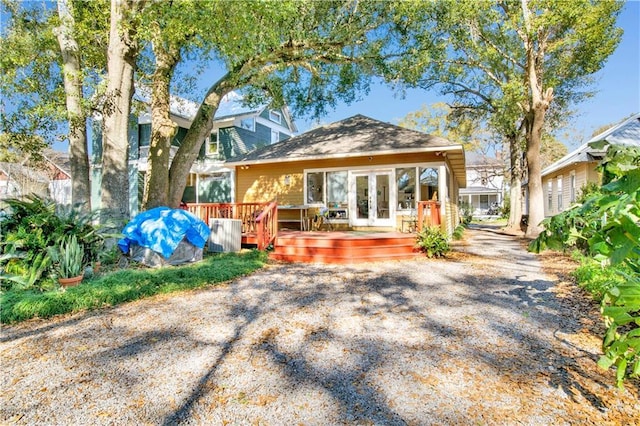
left=141, top=40, right=180, bottom=210
left=55, top=0, right=91, bottom=214
left=525, top=103, right=549, bottom=237
left=100, top=0, right=141, bottom=227
left=167, top=102, right=216, bottom=207
left=167, top=80, right=233, bottom=207
left=520, top=0, right=551, bottom=238
left=506, top=134, right=523, bottom=230
left=522, top=62, right=553, bottom=237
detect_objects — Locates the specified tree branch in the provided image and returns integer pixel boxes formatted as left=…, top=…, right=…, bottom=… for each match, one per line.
left=470, top=21, right=524, bottom=71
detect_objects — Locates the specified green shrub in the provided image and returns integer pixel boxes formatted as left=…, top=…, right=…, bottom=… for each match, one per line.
left=48, top=235, right=85, bottom=278
left=0, top=195, right=104, bottom=291
left=528, top=199, right=600, bottom=254
left=501, top=194, right=511, bottom=219
left=572, top=255, right=628, bottom=302
left=458, top=201, right=473, bottom=224
left=98, top=244, right=123, bottom=266
left=452, top=224, right=465, bottom=240
left=576, top=181, right=602, bottom=204
left=416, top=226, right=450, bottom=258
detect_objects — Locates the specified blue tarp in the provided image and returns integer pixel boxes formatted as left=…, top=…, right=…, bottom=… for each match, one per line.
left=118, top=207, right=210, bottom=259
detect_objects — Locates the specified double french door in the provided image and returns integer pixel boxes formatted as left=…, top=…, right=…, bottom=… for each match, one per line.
left=351, top=170, right=394, bottom=227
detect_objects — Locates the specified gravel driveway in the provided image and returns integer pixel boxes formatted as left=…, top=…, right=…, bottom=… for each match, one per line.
left=1, top=227, right=639, bottom=425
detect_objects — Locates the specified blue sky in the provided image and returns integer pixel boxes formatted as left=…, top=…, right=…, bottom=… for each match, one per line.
left=292, top=1, right=640, bottom=149
left=37, top=2, right=638, bottom=152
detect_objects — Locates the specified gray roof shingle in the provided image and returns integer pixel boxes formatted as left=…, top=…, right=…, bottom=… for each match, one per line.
left=542, top=112, right=640, bottom=177
left=226, top=114, right=460, bottom=164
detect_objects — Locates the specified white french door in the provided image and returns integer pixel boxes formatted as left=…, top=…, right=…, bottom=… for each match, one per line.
left=350, top=170, right=394, bottom=227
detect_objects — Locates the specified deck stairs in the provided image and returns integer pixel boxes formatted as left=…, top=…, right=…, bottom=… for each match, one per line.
left=268, top=231, right=420, bottom=264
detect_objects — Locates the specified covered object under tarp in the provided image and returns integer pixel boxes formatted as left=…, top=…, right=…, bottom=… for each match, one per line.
left=118, top=207, right=211, bottom=267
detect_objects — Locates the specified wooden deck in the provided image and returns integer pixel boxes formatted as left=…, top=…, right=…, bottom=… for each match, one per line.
left=265, top=231, right=420, bottom=264
left=188, top=202, right=436, bottom=264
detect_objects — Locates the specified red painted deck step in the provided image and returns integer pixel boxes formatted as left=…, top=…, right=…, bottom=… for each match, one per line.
left=267, top=231, right=420, bottom=264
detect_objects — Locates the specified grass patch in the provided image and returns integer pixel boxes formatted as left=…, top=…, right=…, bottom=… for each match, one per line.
left=572, top=254, right=630, bottom=302
left=1, top=250, right=267, bottom=324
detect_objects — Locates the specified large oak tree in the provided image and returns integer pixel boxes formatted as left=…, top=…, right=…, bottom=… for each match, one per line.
left=1, top=0, right=108, bottom=212
left=99, top=0, right=146, bottom=226
left=140, top=1, right=441, bottom=209
left=397, top=0, right=622, bottom=236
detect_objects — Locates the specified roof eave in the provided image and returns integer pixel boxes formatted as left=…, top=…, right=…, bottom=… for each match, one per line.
left=226, top=144, right=464, bottom=167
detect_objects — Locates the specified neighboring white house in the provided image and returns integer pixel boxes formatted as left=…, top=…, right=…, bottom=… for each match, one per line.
left=0, top=162, right=49, bottom=201
left=0, top=152, right=71, bottom=206
left=90, top=90, right=298, bottom=217
left=45, top=151, right=72, bottom=206
left=459, top=154, right=505, bottom=217
left=541, top=112, right=640, bottom=217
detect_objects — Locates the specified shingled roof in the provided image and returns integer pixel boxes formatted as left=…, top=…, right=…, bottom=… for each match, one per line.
left=226, top=115, right=466, bottom=186
left=542, top=112, right=640, bottom=177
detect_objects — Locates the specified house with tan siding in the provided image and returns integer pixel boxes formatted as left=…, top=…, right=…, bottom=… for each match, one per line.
left=541, top=112, right=640, bottom=217
left=226, top=115, right=466, bottom=235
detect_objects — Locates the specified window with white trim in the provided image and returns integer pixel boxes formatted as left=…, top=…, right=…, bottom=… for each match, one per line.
left=271, top=129, right=279, bottom=144
left=569, top=172, right=576, bottom=203
left=396, top=168, right=416, bottom=209
left=306, top=172, right=324, bottom=204
left=557, top=176, right=563, bottom=211
left=547, top=181, right=553, bottom=211
left=269, top=110, right=282, bottom=124
left=419, top=167, right=439, bottom=201
left=326, top=171, right=348, bottom=207
left=304, top=165, right=441, bottom=219
left=207, top=129, right=219, bottom=156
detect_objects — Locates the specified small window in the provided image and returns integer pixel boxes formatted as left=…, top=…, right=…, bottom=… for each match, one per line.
left=208, top=130, right=219, bottom=156
left=419, top=167, right=439, bottom=201
left=271, top=129, right=279, bottom=144
left=240, top=117, right=255, bottom=131
left=138, top=123, right=151, bottom=147
left=327, top=171, right=348, bottom=206
left=396, top=167, right=416, bottom=209
left=557, top=176, right=563, bottom=211
left=269, top=110, right=282, bottom=124
left=570, top=173, right=576, bottom=203
left=480, top=194, right=489, bottom=210
left=306, top=172, right=324, bottom=204
left=547, top=181, right=553, bottom=211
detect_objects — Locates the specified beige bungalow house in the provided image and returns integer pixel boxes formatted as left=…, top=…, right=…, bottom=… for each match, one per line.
left=225, top=115, right=466, bottom=235
left=541, top=112, right=639, bottom=217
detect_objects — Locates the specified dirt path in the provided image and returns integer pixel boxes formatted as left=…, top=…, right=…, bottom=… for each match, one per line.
left=1, top=227, right=638, bottom=425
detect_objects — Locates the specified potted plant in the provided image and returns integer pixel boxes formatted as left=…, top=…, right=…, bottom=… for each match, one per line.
left=49, top=235, right=85, bottom=287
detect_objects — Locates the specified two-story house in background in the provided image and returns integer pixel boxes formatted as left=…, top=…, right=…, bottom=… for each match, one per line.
left=458, top=153, right=505, bottom=218
left=90, top=90, right=297, bottom=216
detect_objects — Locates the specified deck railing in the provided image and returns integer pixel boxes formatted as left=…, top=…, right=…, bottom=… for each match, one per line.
left=254, top=201, right=278, bottom=250
left=185, top=202, right=277, bottom=250
left=416, top=200, right=441, bottom=231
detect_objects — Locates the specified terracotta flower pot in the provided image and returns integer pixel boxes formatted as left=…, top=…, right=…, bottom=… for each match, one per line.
left=58, top=274, right=84, bottom=288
